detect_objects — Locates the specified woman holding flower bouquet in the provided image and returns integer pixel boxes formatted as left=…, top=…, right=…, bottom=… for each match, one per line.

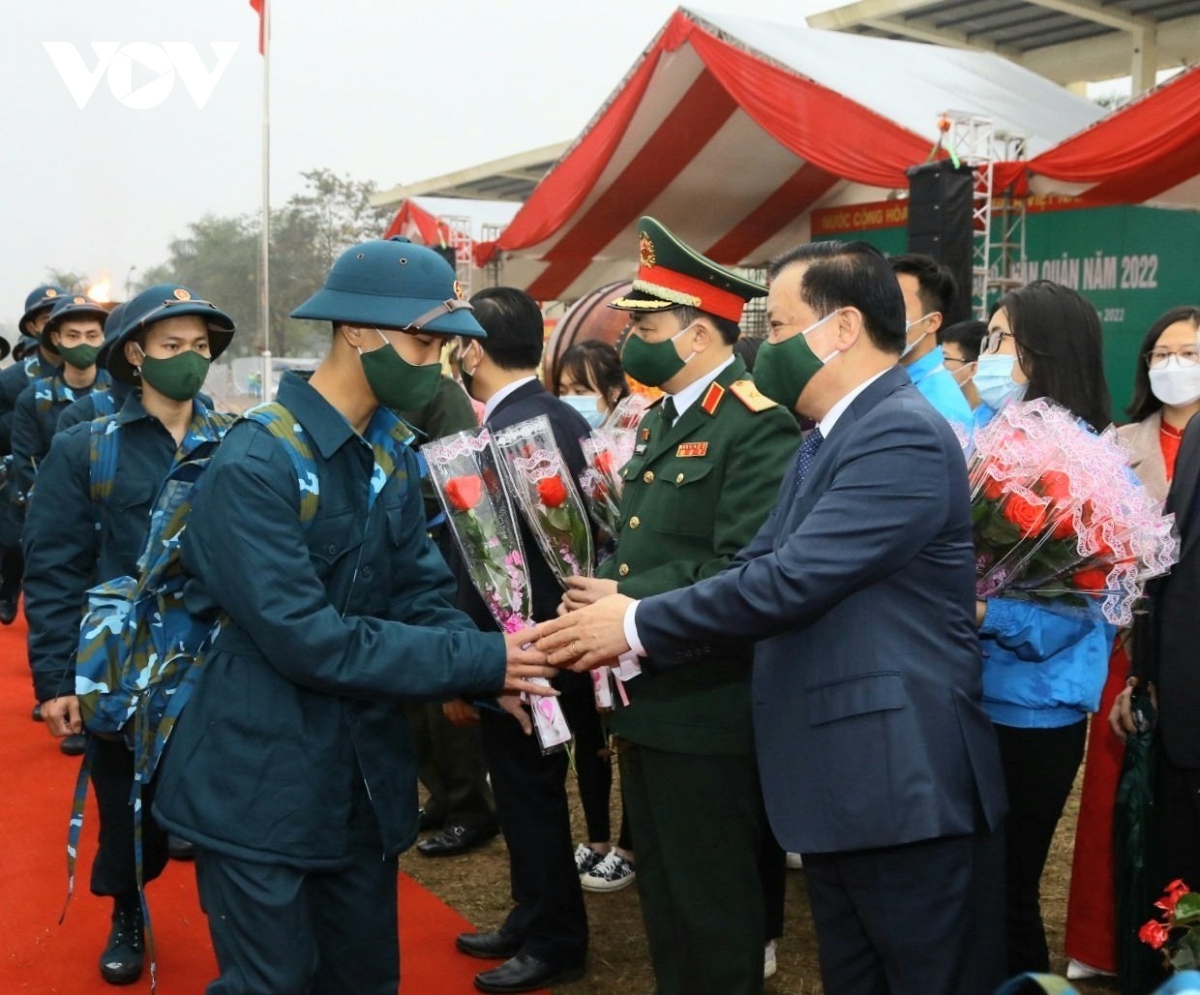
left=1067, top=307, right=1200, bottom=978
left=975, top=281, right=1121, bottom=975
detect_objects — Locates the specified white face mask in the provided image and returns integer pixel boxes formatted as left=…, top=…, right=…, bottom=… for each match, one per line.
left=901, top=313, right=936, bottom=359
left=1149, top=359, right=1200, bottom=407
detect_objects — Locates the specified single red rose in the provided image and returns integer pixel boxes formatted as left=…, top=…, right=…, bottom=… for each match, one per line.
left=1002, top=492, right=1047, bottom=536
left=1139, top=919, right=1171, bottom=950
left=537, top=476, right=569, bottom=508
left=982, top=474, right=1005, bottom=502
left=594, top=450, right=614, bottom=476
left=1039, top=470, right=1073, bottom=504
left=592, top=480, right=609, bottom=503
left=445, top=475, right=483, bottom=512
left=1161, top=880, right=1192, bottom=912
left=1072, top=566, right=1110, bottom=592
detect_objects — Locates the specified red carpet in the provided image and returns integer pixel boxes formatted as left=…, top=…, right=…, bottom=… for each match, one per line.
left=0, top=610, right=514, bottom=993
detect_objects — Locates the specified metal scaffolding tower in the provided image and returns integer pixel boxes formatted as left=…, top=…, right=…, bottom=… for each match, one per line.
left=942, top=111, right=1028, bottom=320
left=440, top=215, right=476, bottom=297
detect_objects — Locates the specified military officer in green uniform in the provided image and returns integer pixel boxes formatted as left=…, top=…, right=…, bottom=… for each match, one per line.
left=561, top=217, right=800, bottom=995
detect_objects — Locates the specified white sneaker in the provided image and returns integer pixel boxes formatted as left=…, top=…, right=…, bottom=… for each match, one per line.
left=1066, top=958, right=1115, bottom=980
left=581, top=850, right=636, bottom=892
left=785, top=852, right=804, bottom=870
left=574, top=843, right=604, bottom=876
left=764, top=939, right=777, bottom=979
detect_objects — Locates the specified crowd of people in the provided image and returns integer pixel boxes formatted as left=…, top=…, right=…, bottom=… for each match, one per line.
left=7, top=220, right=1200, bottom=995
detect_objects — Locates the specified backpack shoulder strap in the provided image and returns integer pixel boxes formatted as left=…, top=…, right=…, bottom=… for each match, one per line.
left=92, top=391, right=116, bottom=419
left=243, top=402, right=319, bottom=528
left=88, top=415, right=121, bottom=506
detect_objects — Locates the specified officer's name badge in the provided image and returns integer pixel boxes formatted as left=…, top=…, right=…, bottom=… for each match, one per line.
left=676, top=442, right=708, bottom=458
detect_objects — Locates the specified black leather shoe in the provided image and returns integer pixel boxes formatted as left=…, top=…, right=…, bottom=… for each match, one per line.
left=455, top=930, right=521, bottom=960
left=167, top=835, right=196, bottom=860
left=474, top=953, right=585, bottom=993
left=31, top=703, right=42, bottom=722
left=417, top=822, right=498, bottom=857
left=0, top=596, right=17, bottom=626
left=60, top=733, right=87, bottom=757
left=417, top=806, right=442, bottom=832
left=99, top=898, right=144, bottom=985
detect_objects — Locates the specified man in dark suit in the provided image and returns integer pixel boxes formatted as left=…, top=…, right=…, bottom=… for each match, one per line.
left=537, top=240, right=1008, bottom=995
left=449, top=286, right=590, bottom=994
left=1114, top=416, right=1200, bottom=919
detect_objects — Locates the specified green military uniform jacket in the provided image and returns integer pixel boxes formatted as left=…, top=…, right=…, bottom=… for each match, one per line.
left=601, top=356, right=800, bottom=755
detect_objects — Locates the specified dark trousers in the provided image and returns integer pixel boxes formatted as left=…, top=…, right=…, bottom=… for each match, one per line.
left=558, top=670, right=632, bottom=850
left=995, top=720, right=1087, bottom=974
left=805, top=832, right=1000, bottom=995
left=620, top=743, right=767, bottom=995
left=406, top=701, right=495, bottom=830
left=1154, top=755, right=1200, bottom=912
left=0, top=543, right=21, bottom=602
left=479, top=703, right=588, bottom=966
left=195, top=844, right=398, bottom=995
left=760, top=830, right=787, bottom=941
left=90, top=735, right=169, bottom=898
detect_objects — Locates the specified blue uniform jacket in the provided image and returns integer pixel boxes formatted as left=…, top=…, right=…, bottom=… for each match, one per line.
left=153, top=371, right=507, bottom=868
left=24, top=392, right=233, bottom=703
left=906, top=346, right=973, bottom=443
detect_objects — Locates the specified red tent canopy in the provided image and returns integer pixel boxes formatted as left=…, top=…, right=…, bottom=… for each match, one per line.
left=383, top=199, right=460, bottom=248
left=995, top=63, right=1200, bottom=208
left=475, top=6, right=1099, bottom=301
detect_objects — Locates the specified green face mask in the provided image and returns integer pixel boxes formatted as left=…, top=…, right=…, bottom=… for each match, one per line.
left=620, top=322, right=696, bottom=388
left=360, top=329, right=442, bottom=410
left=57, top=343, right=100, bottom=371
left=753, top=311, right=841, bottom=410
left=139, top=349, right=211, bottom=402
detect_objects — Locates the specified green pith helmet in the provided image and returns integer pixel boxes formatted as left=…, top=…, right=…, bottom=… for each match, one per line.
left=292, top=237, right=487, bottom=338
left=42, top=295, right=109, bottom=355
left=609, top=217, right=766, bottom=324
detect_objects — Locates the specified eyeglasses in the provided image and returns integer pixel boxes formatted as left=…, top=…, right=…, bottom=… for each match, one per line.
left=1146, top=348, right=1200, bottom=369
left=980, top=330, right=1015, bottom=355
left=942, top=355, right=973, bottom=368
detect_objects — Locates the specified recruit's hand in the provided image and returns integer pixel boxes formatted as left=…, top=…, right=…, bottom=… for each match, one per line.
left=495, top=694, right=534, bottom=736
left=1109, top=681, right=1156, bottom=742
left=561, top=576, right=619, bottom=613
left=502, top=630, right=559, bottom=696
left=536, top=594, right=634, bottom=671
left=42, top=695, right=81, bottom=739
left=442, top=699, right=479, bottom=727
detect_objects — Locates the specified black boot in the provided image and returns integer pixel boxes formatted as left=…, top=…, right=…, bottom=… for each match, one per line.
left=99, top=895, right=144, bottom=985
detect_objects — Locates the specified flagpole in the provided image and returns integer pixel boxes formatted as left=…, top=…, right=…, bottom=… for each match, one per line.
left=259, top=0, right=272, bottom=401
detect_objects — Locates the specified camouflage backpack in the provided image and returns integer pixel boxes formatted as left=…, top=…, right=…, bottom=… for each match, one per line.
left=63, top=401, right=320, bottom=984
left=31, top=368, right=113, bottom=418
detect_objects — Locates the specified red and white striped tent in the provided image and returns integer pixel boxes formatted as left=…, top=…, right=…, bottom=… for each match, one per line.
left=383, top=198, right=463, bottom=249
left=474, top=6, right=1102, bottom=302
left=995, top=62, right=1200, bottom=208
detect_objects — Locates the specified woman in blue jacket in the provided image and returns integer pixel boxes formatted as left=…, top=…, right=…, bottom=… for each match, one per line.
left=973, top=280, right=1119, bottom=975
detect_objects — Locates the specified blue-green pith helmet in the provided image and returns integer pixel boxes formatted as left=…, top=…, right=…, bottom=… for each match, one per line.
left=108, top=284, right=236, bottom=385
left=291, top=237, right=486, bottom=338
left=19, top=284, right=68, bottom=336
left=96, top=301, right=129, bottom=369
left=42, top=295, right=109, bottom=355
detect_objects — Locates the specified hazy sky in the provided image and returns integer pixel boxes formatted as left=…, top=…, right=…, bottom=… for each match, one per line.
left=0, top=0, right=839, bottom=330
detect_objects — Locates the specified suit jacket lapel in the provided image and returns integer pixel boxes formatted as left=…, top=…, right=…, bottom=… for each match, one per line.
left=1172, top=419, right=1200, bottom=556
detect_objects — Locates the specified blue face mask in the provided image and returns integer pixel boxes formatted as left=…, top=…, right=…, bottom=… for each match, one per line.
left=561, top=393, right=606, bottom=428
left=974, top=353, right=1026, bottom=411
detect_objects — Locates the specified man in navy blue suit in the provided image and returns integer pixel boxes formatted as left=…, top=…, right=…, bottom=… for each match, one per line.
left=537, top=241, right=1007, bottom=995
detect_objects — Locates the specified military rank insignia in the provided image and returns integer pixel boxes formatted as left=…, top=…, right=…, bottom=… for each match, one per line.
left=729, top=380, right=777, bottom=412
left=700, top=382, right=725, bottom=416
left=676, top=442, right=708, bottom=458
left=639, top=231, right=656, bottom=269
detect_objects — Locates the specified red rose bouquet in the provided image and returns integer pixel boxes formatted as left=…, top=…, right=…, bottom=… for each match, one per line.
left=1140, top=879, right=1200, bottom=972
left=492, top=415, right=594, bottom=586
left=579, top=428, right=636, bottom=539
left=970, top=398, right=1177, bottom=625
left=424, top=427, right=572, bottom=754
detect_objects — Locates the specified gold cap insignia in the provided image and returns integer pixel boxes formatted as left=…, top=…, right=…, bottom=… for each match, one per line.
left=638, top=232, right=656, bottom=269
left=73, top=296, right=86, bottom=304
left=173, top=288, right=191, bottom=301
left=45, top=289, right=58, bottom=298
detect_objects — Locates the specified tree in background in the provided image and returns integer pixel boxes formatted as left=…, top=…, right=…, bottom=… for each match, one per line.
left=134, top=169, right=392, bottom=359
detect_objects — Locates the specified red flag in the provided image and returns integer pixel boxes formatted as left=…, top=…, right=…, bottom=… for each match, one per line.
left=249, top=0, right=265, bottom=54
